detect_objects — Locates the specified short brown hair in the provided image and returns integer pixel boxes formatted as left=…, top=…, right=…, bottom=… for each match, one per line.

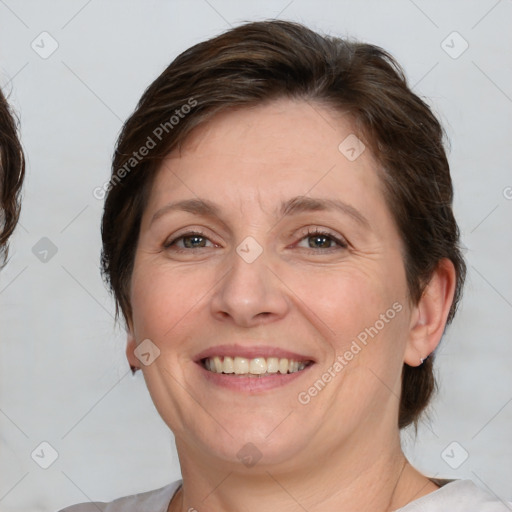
left=0, top=87, right=25, bottom=267
left=101, top=20, right=466, bottom=429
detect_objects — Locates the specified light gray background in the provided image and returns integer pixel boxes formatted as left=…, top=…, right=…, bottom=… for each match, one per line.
left=0, top=1, right=511, bottom=511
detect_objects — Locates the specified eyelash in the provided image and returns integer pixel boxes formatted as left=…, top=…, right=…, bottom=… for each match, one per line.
left=164, top=228, right=347, bottom=252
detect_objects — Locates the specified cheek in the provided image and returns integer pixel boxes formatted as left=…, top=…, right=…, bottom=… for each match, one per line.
left=129, top=259, right=214, bottom=341
left=289, top=262, right=403, bottom=330
left=286, top=262, right=409, bottom=379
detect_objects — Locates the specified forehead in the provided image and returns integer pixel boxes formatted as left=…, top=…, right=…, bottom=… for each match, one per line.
left=146, top=98, right=388, bottom=222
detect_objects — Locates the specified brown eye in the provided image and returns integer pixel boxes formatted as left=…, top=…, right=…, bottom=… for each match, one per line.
left=309, top=234, right=334, bottom=249
left=182, top=235, right=208, bottom=248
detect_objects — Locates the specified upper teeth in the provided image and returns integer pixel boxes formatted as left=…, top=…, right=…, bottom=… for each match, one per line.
left=203, top=356, right=308, bottom=375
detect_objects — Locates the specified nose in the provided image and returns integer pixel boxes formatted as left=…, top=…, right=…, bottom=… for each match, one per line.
left=209, top=248, right=290, bottom=328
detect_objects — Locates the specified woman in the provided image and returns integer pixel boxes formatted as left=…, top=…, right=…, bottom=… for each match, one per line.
left=0, top=86, right=24, bottom=266
left=60, top=20, right=509, bottom=511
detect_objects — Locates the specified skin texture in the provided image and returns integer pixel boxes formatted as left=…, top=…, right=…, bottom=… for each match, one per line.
left=126, top=99, right=456, bottom=511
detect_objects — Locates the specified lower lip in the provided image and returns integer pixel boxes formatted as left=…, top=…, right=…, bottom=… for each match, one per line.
left=197, top=362, right=314, bottom=392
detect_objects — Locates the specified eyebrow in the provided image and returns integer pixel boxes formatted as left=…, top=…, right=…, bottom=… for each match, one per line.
left=151, top=198, right=221, bottom=226
left=279, top=196, right=370, bottom=228
left=150, top=196, right=370, bottom=229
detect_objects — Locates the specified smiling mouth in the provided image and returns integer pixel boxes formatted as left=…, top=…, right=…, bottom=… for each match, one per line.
left=201, top=356, right=314, bottom=377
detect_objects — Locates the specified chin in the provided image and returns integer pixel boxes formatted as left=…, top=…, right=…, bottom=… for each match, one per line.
left=190, top=416, right=315, bottom=470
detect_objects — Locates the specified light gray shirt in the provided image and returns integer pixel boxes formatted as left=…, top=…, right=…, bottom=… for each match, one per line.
left=58, top=478, right=512, bottom=511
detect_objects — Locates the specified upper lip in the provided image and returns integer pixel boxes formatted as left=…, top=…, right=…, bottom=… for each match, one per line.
left=194, top=344, right=316, bottom=363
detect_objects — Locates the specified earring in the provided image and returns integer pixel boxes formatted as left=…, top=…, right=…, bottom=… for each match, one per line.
left=420, top=357, right=424, bottom=364
left=130, top=365, right=139, bottom=375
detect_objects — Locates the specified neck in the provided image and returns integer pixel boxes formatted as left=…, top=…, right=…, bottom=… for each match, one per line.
left=169, top=431, right=435, bottom=512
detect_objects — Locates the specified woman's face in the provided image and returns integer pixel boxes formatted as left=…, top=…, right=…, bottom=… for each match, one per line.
left=128, top=99, right=416, bottom=469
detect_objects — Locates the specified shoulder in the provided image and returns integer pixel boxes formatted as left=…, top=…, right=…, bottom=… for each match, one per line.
left=396, top=479, right=512, bottom=511
left=56, top=480, right=182, bottom=512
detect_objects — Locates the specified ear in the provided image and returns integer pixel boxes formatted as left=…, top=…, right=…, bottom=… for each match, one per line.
left=404, top=258, right=457, bottom=367
left=126, top=321, right=140, bottom=370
